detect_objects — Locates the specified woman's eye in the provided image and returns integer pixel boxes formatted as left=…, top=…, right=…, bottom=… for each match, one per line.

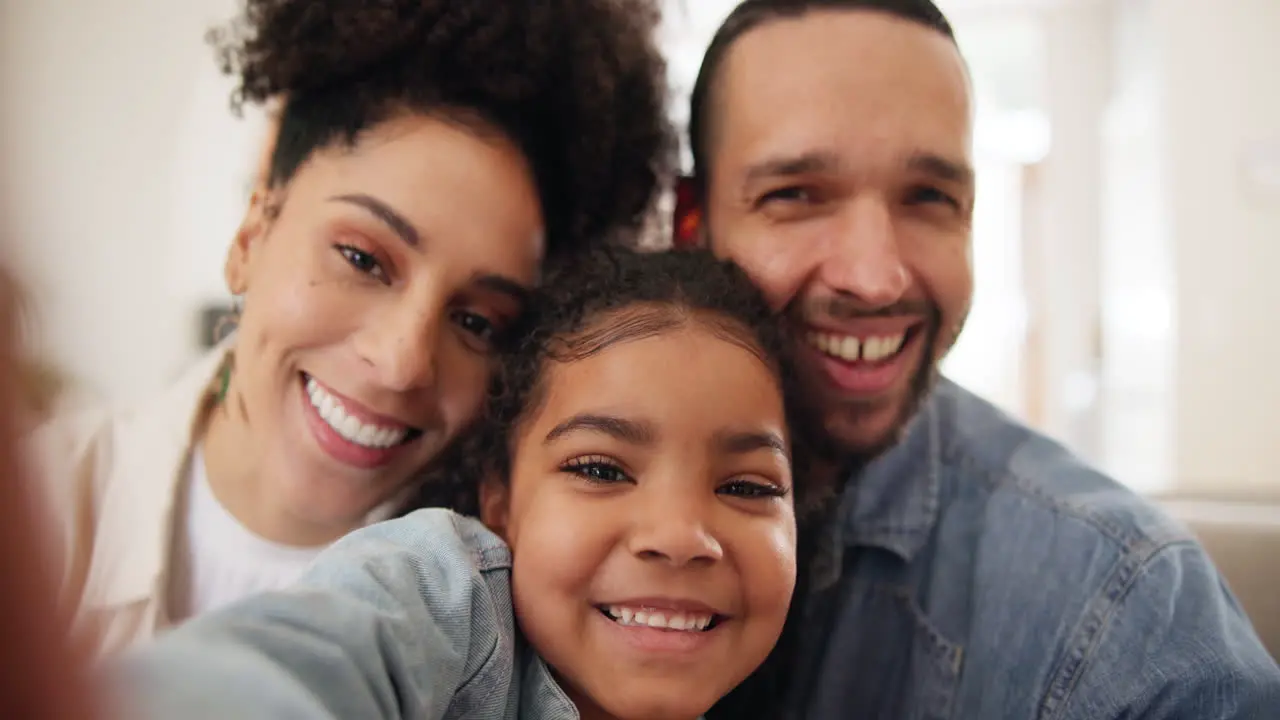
left=452, top=310, right=496, bottom=342
left=718, top=478, right=787, bottom=500
left=336, top=245, right=388, bottom=283
left=562, top=458, right=632, bottom=485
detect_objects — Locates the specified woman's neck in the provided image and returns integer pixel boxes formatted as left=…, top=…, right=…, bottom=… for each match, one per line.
left=199, top=396, right=347, bottom=548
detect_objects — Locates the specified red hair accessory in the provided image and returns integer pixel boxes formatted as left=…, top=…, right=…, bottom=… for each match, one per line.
left=672, top=176, right=701, bottom=248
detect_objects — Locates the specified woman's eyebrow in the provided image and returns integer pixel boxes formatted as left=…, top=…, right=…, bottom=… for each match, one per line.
left=329, top=193, right=419, bottom=247
left=471, top=273, right=532, bottom=305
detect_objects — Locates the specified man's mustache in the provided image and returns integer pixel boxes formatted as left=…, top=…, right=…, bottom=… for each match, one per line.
left=794, top=296, right=936, bottom=323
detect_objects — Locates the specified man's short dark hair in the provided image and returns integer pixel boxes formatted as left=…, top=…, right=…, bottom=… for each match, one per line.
left=687, top=0, right=956, bottom=195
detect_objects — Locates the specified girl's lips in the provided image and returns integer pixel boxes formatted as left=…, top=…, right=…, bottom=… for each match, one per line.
left=594, top=608, right=724, bottom=657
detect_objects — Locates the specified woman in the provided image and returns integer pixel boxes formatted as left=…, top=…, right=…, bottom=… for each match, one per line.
left=28, top=0, right=673, bottom=659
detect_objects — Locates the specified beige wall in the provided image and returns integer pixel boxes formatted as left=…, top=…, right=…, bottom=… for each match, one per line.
left=0, top=0, right=263, bottom=406
left=1154, top=0, right=1280, bottom=497
left=2, top=0, right=1278, bottom=497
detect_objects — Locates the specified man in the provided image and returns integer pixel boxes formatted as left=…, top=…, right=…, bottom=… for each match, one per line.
left=684, top=1, right=1280, bottom=717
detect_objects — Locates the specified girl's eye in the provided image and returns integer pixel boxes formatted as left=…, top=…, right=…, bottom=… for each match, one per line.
left=561, top=457, right=632, bottom=485
left=336, top=245, right=388, bottom=283
left=718, top=478, right=788, bottom=500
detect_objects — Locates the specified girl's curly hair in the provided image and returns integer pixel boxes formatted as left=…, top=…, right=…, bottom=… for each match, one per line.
left=415, top=247, right=833, bottom=720
left=419, top=247, right=829, bottom=518
left=209, top=0, right=675, bottom=253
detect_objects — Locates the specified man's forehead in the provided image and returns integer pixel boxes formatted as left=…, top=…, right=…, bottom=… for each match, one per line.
left=711, top=9, right=971, bottom=172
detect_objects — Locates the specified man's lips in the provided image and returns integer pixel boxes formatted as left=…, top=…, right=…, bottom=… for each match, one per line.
left=798, top=322, right=927, bottom=396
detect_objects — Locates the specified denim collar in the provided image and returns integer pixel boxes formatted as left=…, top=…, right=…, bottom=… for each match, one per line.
left=810, top=381, right=947, bottom=591
left=520, top=648, right=579, bottom=719
left=519, top=646, right=706, bottom=719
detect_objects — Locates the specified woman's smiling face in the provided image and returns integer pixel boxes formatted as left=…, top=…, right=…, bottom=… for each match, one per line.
left=483, top=316, right=797, bottom=720
left=224, top=113, right=544, bottom=539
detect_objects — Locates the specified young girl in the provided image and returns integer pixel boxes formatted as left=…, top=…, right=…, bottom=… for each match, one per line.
left=29, top=0, right=672, bottom=657
left=113, top=248, right=819, bottom=720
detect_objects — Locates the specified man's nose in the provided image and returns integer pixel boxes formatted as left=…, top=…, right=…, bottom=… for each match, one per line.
left=819, top=195, right=910, bottom=308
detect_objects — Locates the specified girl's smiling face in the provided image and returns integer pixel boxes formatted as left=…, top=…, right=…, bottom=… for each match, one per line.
left=481, top=314, right=797, bottom=720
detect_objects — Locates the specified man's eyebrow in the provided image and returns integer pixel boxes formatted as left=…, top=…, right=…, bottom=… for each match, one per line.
left=329, top=194, right=420, bottom=247
left=742, top=150, right=842, bottom=185
left=907, top=152, right=974, bottom=188
left=543, top=414, right=656, bottom=447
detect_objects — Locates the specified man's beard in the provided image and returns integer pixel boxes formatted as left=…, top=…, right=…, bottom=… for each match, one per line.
left=803, top=322, right=947, bottom=468
left=793, top=306, right=954, bottom=479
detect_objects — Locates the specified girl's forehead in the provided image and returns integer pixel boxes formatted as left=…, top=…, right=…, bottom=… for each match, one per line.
left=560, top=306, right=772, bottom=367
left=531, top=324, right=787, bottom=436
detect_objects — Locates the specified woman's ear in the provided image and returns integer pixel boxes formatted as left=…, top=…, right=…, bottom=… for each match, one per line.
left=225, top=190, right=272, bottom=296
left=478, top=477, right=512, bottom=540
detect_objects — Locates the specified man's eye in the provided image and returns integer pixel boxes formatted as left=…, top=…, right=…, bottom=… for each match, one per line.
left=906, top=186, right=959, bottom=209
left=759, top=186, right=813, bottom=206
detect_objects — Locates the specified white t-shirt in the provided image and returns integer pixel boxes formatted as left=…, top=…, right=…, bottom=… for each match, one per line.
left=167, top=446, right=324, bottom=622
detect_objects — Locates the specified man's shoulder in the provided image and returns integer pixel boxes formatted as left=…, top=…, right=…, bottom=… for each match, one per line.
left=932, top=379, right=1194, bottom=559
left=914, top=384, right=1279, bottom=718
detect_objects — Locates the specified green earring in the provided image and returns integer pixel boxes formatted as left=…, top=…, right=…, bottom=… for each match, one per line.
left=215, top=357, right=233, bottom=403
left=214, top=294, right=242, bottom=404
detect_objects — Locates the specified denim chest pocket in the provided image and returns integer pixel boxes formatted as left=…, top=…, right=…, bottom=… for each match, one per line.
left=803, top=582, right=964, bottom=720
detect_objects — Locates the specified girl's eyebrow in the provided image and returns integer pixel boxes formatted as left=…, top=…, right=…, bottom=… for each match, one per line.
left=543, top=413, right=656, bottom=446
left=715, top=428, right=787, bottom=456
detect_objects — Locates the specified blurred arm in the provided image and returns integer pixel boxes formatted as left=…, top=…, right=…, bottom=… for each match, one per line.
left=112, top=511, right=516, bottom=720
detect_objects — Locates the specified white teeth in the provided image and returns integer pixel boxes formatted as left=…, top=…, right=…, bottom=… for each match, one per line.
left=604, top=606, right=713, bottom=632
left=839, top=336, right=860, bottom=360
left=806, top=331, right=906, bottom=363
left=305, top=378, right=410, bottom=449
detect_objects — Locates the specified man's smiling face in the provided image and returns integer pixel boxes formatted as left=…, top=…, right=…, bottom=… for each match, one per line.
left=702, top=9, right=975, bottom=458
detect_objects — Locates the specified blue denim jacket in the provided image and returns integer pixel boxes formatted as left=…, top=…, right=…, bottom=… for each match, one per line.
left=792, top=379, right=1280, bottom=719
left=113, top=509, right=580, bottom=719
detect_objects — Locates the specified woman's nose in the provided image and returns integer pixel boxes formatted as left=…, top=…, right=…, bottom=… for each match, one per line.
left=353, top=294, right=443, bottom=393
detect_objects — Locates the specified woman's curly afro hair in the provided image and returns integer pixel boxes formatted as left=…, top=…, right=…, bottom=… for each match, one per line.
left=209, top=0, right=676, bottom=254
